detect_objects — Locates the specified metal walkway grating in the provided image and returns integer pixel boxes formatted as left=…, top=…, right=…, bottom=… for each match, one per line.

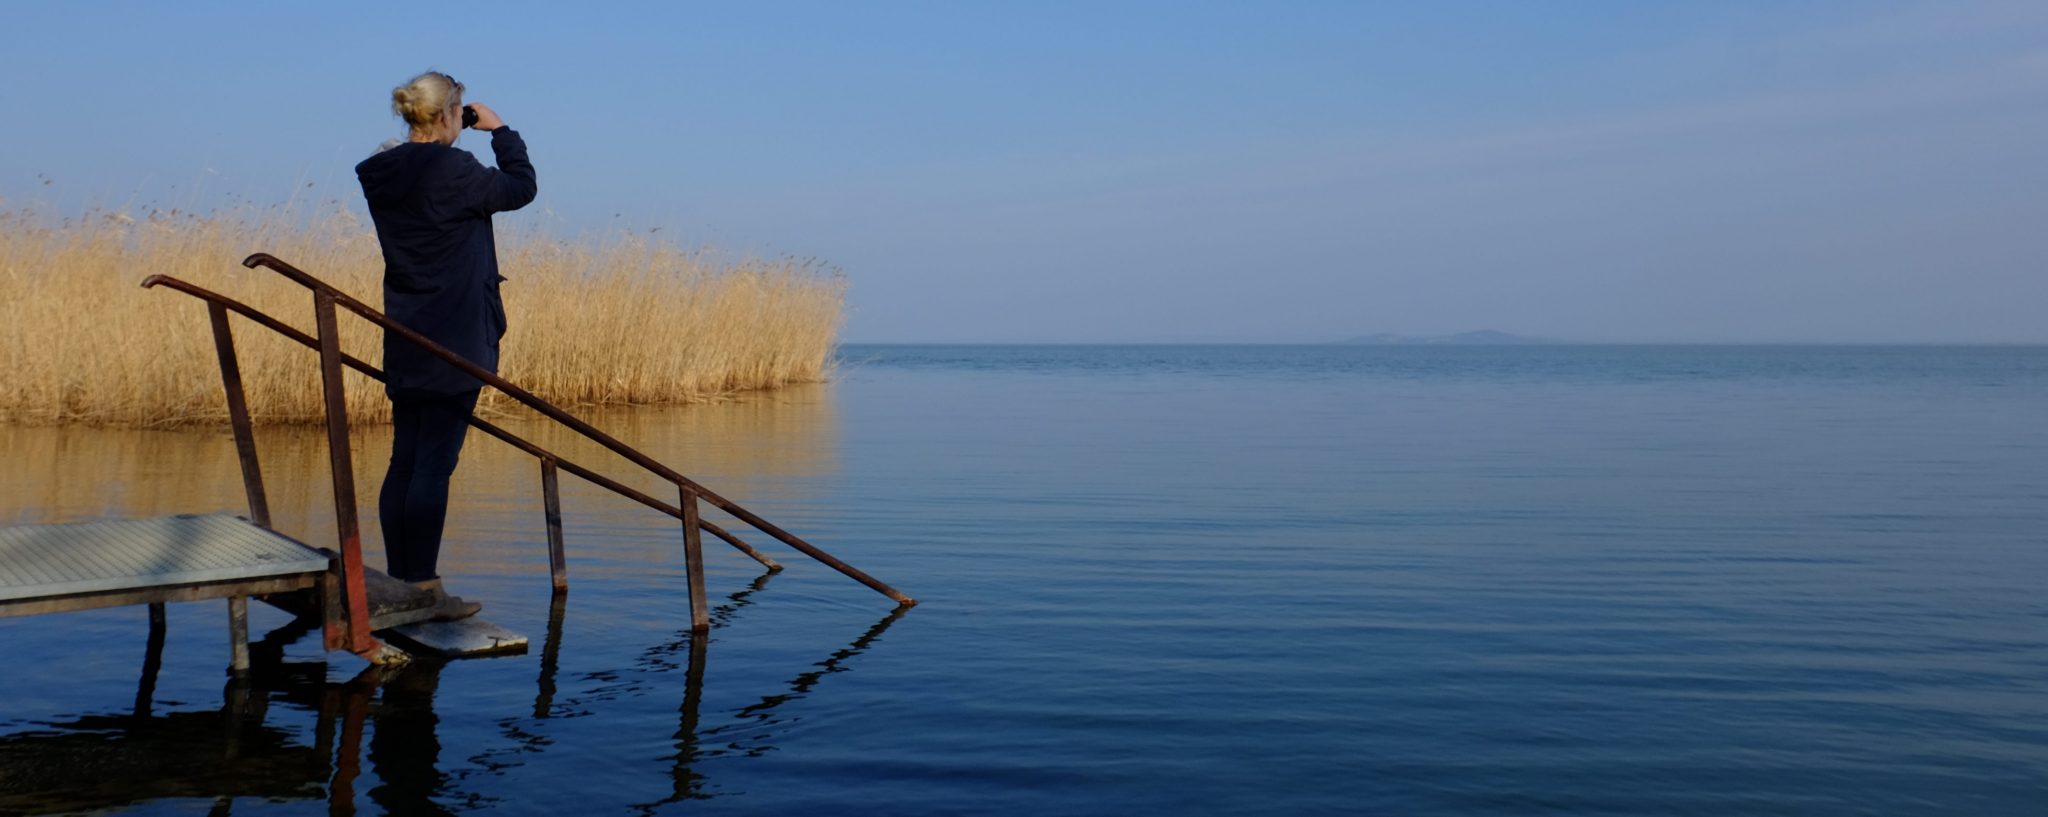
left=0, top=514, right=331, bottom=602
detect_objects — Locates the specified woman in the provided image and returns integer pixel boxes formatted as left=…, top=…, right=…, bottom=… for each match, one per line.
left=356, top=71, right=537, bottom=619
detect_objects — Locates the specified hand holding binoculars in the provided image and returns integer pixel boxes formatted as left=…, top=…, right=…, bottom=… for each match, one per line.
left=462, top=103, right=505, bottom=131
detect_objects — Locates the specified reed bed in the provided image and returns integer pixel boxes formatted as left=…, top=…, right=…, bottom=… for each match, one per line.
left=0, top=205, right=845, bottom=427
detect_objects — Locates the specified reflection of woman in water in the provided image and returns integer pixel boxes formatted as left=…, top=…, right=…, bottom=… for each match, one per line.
left=355, top=71, right=538, bottom=619
left=367, top=661, right=453, bottom=816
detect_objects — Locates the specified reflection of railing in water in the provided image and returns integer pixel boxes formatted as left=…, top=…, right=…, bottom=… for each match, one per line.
left=650, top=605, right=912, bottom=807
left=141, top=253, right=912, bottom=660
left=523, top=566, right=908, bottom=808
left=631, top=571, right=909, bottom=808
left=0, top=574, right=905, bottom=814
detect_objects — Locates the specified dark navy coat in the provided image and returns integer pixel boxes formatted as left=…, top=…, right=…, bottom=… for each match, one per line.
left=356, top=127, right=537, bottom=397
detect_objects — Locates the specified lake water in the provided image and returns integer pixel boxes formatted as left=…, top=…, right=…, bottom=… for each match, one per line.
left=3, top=344, right=2047, bottom=815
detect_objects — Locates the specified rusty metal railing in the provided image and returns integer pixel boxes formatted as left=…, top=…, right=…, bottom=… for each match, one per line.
left=142, top=253, right=913, bottom=661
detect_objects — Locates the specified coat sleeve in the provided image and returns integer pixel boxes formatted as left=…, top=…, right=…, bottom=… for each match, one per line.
left=455, top=127, right=538, bottom=217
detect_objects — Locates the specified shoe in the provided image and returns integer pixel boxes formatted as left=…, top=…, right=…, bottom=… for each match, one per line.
left=410, top=578, right=483, bottom=622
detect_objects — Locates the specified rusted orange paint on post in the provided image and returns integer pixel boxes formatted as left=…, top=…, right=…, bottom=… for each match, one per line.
left=313, top=291, right=379, bottom=657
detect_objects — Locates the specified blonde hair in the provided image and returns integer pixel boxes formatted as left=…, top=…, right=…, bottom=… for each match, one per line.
left=391, top=71, right=464, bottom=134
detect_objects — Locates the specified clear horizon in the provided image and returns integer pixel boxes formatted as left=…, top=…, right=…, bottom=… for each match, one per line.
left=4, top=1, right=2043, bottom=344
left=835, top=338, right=2048, bottom=347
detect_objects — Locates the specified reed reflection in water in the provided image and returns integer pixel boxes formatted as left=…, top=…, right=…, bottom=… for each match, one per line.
left=0, top=383, right=839, bottom=581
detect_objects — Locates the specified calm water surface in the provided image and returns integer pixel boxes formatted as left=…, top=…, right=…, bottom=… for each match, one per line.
left=3, top=345, right=2046, bottom=815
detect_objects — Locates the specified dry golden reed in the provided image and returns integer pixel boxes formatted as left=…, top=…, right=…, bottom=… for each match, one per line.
left=0, top=205, right=844, bottom=427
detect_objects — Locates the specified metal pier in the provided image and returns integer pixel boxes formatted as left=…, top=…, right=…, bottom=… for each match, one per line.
left=0, top=514, right=330, bottom=673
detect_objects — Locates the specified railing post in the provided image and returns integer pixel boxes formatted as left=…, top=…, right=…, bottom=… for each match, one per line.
left=681, top=488, right=709, bottom=632
left=314, top=291, right=378, bottom=657
left=206, top=303, right=270, bottom=528
left=541, top=457, right=567, bottom=593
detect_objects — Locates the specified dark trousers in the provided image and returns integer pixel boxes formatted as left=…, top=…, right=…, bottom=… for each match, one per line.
left=379, top=389, right=480, bottom=583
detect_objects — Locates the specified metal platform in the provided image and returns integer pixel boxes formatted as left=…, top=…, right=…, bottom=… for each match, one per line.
left=0, top=514, right=330, bottom=615
left=2, top=512, right=529, bottom=663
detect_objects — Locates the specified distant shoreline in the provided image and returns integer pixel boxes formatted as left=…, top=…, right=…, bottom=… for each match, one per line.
left=835, top=340, right=2048, bottom=347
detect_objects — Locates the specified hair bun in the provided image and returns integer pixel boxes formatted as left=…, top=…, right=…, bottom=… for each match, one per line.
left=389, top=72, right=460, bottom=130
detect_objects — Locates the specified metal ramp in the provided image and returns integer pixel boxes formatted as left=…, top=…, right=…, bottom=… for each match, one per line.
left=0, top=514, right=329, bottom=605
left=1, top=513, right=530, bottom=665
left=0, top=514, right=330, bottom=673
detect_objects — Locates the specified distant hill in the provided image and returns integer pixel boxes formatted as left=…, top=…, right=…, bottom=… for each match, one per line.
left=1338, top=330, right=1539, bottom=345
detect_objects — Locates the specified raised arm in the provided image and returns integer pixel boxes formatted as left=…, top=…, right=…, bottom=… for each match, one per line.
left=459, top=102, right=537, bottom=216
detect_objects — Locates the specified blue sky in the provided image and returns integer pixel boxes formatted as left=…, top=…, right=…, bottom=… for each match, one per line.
left=4, top=1, right=2044, bottom=342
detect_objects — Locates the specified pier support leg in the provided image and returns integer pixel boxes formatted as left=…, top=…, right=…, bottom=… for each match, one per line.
left=136, top=604, right=168, bottom=720
left=228, top=595, right=250, bottom=676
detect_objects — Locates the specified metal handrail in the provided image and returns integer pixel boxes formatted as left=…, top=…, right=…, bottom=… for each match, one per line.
left=141, top=255, right=912, bottom=658
left=237, top=254, right=910, bottom=606
left=143, top=275, right=783, bottom=572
